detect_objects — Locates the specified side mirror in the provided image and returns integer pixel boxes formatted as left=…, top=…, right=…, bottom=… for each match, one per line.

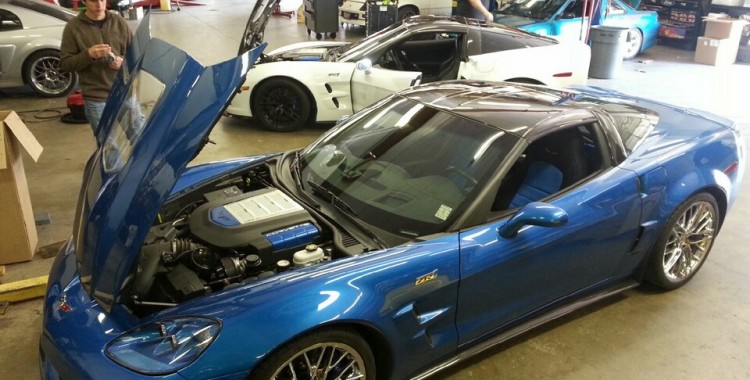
left=498, top=202, right=568, bottom=238
left=355, top=59, right=373, bottom=74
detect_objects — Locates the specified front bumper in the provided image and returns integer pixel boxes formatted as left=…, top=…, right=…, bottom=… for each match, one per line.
left=39, top=239, right=186, bottom=380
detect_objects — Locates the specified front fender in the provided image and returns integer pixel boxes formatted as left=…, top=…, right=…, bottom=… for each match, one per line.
left=226, top=61, right=356, bottom=122
left=170, top=235, right=462, bottom=380
left=12, top=38, right=61, bottom=74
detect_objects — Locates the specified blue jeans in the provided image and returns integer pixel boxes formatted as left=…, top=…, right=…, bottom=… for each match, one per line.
left=84, top=100, right=107, bottom=134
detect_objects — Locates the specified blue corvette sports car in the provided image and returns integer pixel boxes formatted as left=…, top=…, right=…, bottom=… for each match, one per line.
left=40, top=14, right=744, bottom=380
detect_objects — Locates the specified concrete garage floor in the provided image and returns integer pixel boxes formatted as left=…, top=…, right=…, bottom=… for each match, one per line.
left=1, top=1, right=750, bottom=378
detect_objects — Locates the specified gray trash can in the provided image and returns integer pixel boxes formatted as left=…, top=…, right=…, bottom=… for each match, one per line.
left=588, top=25, right=629, bottom=79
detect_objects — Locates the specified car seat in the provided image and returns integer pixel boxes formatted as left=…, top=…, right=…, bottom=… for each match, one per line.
left=508, top=161, right=564, bottom=209
left=525, top=128, right=589, bottom=187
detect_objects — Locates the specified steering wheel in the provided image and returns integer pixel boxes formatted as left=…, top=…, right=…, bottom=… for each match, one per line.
left=443, top=166, right=478, bottom=193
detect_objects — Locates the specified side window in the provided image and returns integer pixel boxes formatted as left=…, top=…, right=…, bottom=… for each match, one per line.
left=378, top=32, right=463, bottom=82
left=492, top=123, right=609, bottom=212
left=597, top=103, right=659, bottom=154
left=0, top=9, right=23, bottom=31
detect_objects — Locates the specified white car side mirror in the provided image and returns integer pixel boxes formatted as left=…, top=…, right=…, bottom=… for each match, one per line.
left=356, top=59, right=373, bottom=74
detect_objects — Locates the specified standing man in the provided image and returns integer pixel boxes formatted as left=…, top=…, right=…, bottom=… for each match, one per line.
left=452, top=0, right=494, bottom=23
left=60, top=0, right=132, bottom=133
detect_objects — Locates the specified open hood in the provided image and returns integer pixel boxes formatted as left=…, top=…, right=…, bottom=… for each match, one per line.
left=238, top=0, right=276, bottom=54
left=74, top=15, right=266, bottom=311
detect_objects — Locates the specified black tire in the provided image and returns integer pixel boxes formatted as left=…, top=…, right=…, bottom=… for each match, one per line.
left=330, top=32, right=337, bottom=38
left=251, top=78, right=312, bottom=132
left=23, top=50, right=78, bottom=98
left=398, top=5, right=418, bottom=21
left=644, top=193, right=719, bottom=290
left=249, top=327, right=376, bottom=380
left=316, top=32, right=323, bottom=40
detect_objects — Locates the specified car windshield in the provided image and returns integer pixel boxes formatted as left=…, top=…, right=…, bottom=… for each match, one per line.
left=498, top=0, right=568, bottom=20
left=298, top=97, right=517, bottom=238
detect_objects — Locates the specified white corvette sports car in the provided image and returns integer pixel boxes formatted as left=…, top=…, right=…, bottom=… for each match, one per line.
left=226, top=0, right=591, bottom=132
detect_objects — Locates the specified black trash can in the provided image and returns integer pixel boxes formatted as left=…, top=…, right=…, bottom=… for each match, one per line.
left=588, top=25, right=629, bottom=79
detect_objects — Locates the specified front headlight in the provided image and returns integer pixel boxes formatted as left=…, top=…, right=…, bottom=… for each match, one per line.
left=105, top=317, right=221, bottom=375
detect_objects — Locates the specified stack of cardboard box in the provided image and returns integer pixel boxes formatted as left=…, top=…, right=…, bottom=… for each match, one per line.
left=0, top=111, right=42, bottom=265
left=694, top=16, right=748, bottom=65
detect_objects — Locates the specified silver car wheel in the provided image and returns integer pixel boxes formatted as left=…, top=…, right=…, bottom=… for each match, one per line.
left=26, top=52, right=76, bottom=97
left=272, top=342, right=367, bottom=380
left=661, top=200, right=716, bottom=282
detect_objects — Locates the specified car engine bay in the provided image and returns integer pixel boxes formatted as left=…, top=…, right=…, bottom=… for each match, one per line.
left=129, top=162, right=367, bottom=313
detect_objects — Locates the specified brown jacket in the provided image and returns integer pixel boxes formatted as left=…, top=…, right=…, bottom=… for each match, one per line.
left=60, top=12, right=132, bottom=101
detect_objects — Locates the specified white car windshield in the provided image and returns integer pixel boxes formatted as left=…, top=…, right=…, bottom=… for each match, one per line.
left=298, top=97, right=518, bottom=237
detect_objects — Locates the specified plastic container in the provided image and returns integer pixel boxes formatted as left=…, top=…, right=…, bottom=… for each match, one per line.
left=588, top=26, right=629, bottom=79
left=293, top=244, right=325, bottom=267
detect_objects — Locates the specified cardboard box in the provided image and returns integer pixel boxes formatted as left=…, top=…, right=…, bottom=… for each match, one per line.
left=0, top=111, right=43, bottom=265
left=694, top=37, right=739, bottom=65
left=703, top=18, right=748, bottom=41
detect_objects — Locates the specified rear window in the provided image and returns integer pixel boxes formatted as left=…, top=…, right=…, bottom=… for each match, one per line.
left=480, top=27, right=556, bottom=52
left=598, top=103, right=659, bottom=154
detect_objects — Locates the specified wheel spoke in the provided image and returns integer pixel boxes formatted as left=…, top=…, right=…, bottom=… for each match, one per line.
left=286, top=361, right=298, bottom=380
left=313, top=347, right=326, bottom=378
left=664, top=246, right=682, bottom=274
left=303, top=351, right=314, bottom=378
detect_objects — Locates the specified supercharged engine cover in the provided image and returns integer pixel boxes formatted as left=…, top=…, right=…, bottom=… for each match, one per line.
left=189, top=188, right=319, bottom=254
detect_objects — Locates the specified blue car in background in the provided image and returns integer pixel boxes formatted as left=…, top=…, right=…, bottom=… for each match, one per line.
left=494, top=0, right=659, bottom=59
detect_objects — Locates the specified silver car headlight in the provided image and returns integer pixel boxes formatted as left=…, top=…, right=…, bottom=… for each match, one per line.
left=105, top=317, right=221, bottom=375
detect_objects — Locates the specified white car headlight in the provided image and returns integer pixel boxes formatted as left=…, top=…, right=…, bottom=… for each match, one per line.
left=105, top=317, right=221, bottom=375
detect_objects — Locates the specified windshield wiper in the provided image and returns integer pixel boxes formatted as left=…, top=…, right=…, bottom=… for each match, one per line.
left=306, top=180, right=386, bottom=249
left=307, top=180, right=356, bottom=214
left=291, top=151, right=304, bottom=189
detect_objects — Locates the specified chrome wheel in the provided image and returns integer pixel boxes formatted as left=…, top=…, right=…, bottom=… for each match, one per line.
left=646, top=193, right=719, bottom=290
left=661, top=200, right=715, bottom=282
left=272, top=342, right=367, bottom=380
left=622, top=29, right=643, bottom=60
left=25, top=50, right=77, bottom=97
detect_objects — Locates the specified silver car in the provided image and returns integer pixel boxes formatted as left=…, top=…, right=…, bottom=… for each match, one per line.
left=0, top=0, right=78, bottom=97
